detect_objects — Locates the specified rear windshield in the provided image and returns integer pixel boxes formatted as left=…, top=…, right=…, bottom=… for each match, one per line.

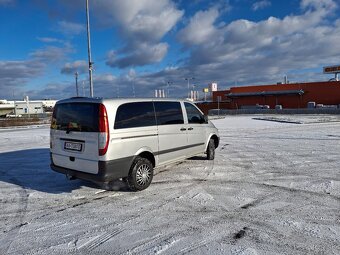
left=51, top=103, right=99, bottom=132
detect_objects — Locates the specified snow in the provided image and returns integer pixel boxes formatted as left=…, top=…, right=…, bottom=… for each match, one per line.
left=0, top=116, right=340, bottom=254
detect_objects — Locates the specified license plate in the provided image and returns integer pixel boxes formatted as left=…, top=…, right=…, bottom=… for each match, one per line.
left=64, top=142, right=82, bottom=151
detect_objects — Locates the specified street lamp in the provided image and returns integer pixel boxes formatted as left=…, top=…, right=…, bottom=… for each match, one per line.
left=74, top=71, right=79, bottom=96
left=185, top=77, right=195, bottom=98
left=86, top=0, right=94, bottom=97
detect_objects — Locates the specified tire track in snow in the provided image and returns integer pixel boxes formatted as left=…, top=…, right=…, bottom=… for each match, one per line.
left=175, top=239, right=210, bottom=254
left=19, top=191, right=117, bottom=224
left=77, top=228, right=123, bottom=252
left=127, top=235, right=179, bottom=255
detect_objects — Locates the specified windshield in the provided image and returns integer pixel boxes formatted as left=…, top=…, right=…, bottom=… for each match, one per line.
left=51, top=102, right=99, bottom=132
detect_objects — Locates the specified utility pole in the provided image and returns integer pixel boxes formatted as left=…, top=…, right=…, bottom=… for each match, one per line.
left=75, top=72, right=79, bottom=96
left=86, top=0, right=94, bottom=97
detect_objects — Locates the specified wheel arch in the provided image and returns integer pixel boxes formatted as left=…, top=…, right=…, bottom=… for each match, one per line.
left=136, top=150, right=155, bottom=167
left=205, top=134, right=219, bottom=151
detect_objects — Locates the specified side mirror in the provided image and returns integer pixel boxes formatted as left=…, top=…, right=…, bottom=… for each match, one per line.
left=203, top=115, right=209, bottom=123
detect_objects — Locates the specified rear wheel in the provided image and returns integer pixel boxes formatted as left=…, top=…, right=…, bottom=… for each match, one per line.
left=126, top=157, right=153, bottom=191
left=207, top=138, right=215, bottom=160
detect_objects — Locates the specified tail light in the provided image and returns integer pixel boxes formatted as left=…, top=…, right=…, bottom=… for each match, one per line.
left=98, top=104, right=110, bottom=156
left=50, top=105, right=57, bottom=130
left=50, top=106, right=57, bottom=149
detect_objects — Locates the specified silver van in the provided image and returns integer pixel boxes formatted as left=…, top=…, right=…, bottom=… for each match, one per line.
left=50, top=98, right=219, bottom=191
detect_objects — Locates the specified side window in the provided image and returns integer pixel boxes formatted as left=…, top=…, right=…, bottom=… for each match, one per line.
left=114, top=102, right=156, bottom=129
left=184, top=102, right=205, bottom=124
left=154, top=102, right=184, bottom=125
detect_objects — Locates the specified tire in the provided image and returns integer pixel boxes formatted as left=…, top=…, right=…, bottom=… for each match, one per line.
left=206, top=138, right=215, bottom=160
left=126, top=157, right=153, bottom=191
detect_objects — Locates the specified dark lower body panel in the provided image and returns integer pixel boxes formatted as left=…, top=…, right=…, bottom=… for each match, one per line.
left=50, top=154, right=135, bottom=184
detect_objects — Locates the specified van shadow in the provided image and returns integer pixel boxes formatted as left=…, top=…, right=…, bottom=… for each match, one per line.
left=0, top=148, right=95, bottom=194
left=188, top=155, right=208, bottom=161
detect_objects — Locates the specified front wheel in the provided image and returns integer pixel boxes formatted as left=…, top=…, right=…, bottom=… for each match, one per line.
left=126, top=157, right=153, bottom=191
left=206, top=138, right=215, bottom=160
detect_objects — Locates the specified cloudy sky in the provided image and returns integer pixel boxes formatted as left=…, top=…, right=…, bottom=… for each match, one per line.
left=0, top=0, right=339, bottom=99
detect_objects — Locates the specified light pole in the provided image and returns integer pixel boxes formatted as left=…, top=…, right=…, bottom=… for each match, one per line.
left=75, top=71, right=79, bottom=96
left=86, top=0, right=94, bottom=97
left=185, top=77, right=194, bottom=99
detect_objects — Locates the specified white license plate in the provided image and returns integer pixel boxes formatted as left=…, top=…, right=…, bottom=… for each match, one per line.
left=64, top=142, right=82, bottom=151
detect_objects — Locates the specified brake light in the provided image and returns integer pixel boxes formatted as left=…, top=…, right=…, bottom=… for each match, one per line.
left=98, top=104, right=109, bottom=156
left=50, top=106, right=57, bottom=130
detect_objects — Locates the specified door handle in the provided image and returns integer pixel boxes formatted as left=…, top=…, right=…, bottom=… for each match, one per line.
left=180, top=128, right=186, bottom=131
left=188, top=127, right=193, bottom=131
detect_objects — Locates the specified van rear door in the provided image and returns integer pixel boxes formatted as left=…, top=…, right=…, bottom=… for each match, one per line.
left=50, top=102, right=101, bottom=174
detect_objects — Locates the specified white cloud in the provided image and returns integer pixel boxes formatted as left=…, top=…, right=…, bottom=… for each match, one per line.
left=0, top=44, right=74, bottom=99
left=300, top=0, right=336, bottom=10
left=252, top=0, right=271, bottom=11
left=57, top=20, right=85, bottom=35
left=61, top=60, right=88, bottom=75
left=37, top=37, right=64, bottom=43
left=0, top=60, right=45, bottom=98
left=177, top=8, right=219, bottom=46
left=92, top=0, right=183, bottom=41
left=92, top=0, right=183, bottom=68
left=30, top=45, right=72, bottom=62
left=0, top=60, right=44, bottom=81
left=106, top=43, right=168, bottom=68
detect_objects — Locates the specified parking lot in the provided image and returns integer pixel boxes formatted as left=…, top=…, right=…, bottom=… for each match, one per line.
left=0, top=116, right=339, bottom=254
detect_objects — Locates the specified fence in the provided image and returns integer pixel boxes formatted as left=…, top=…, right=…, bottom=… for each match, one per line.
left=209, top=108, right=340, bottom=115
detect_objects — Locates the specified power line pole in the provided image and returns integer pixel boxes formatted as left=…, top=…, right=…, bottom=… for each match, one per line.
left=86, top=0, right=94, bottom=97
left=75, top=72, right=79, bottom=96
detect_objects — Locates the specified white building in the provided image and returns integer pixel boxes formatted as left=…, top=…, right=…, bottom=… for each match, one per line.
left=15, top=101, right=44, bottom=115
left=0, top=97, right=57, bottom=116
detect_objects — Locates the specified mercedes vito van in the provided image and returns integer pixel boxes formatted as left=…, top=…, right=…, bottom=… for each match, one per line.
left=50, top=98, right=219, bottom=191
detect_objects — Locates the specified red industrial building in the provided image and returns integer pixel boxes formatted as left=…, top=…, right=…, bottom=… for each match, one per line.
left=197, top=81, right=340, bottom=114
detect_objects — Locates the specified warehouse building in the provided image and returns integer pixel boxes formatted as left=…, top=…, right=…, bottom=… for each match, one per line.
left=212, top=80, right=340, bottom=110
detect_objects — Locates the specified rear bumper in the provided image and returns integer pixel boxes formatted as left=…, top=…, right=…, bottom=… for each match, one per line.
left=50, top=153, right=134, bottom=183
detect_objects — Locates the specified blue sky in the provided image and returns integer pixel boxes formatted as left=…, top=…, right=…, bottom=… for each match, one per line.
left=0, top=0, right=339, bottom=100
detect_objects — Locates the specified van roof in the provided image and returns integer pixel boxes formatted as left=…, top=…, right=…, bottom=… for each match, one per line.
left=56, top=97, right=192, bottom=105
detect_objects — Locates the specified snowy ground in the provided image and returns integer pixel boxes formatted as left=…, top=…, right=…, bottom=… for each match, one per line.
left=0, top=116, right=339, bottom=255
